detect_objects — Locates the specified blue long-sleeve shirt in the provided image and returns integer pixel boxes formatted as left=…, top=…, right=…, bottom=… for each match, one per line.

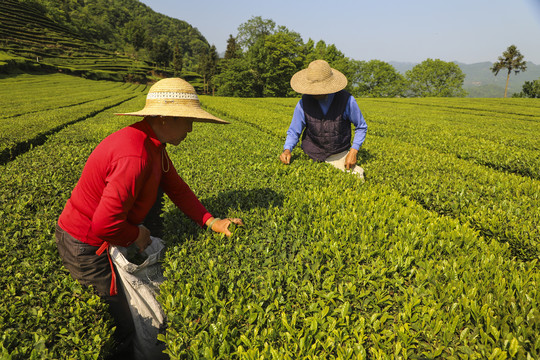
left=283, top=93, right=368, bottom=151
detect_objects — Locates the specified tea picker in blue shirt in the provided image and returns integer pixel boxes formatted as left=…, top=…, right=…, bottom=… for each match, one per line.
left=280, top=60, right=367, bottom=179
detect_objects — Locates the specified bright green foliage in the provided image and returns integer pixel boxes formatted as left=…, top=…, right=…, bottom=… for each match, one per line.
left=250, top=32, right=305, bottom=97
left=236, top=16, right=277, bottom=51
left=155, top=95, right=540, bottom=358
left=2, top=75, right=540, bottom=359
left=362, top=98, right=540, bottom=178
left=202, top=96, right=540, bottom=260
left=213, top=58, right=260, bottom=97
left=217, top=17, right=355, bottom=98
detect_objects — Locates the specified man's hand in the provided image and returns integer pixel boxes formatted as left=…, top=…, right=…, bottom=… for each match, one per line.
left=206, top=217, right=244, bottom=236
left=280, top=149, right=291, bottom=164
left=134, top=224, right=151, bottom=252
left=344, top=148, right=358, bottom=170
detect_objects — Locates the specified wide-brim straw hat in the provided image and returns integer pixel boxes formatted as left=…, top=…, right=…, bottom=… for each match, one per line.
left=290, top=60, right=347, bottom=95
left=116, top=77, right=229, bottom=124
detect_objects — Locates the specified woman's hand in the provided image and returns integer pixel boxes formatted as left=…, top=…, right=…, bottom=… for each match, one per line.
left=134, top=224, right=152, bottom=252
left=206, top=217, right=244, bottom=236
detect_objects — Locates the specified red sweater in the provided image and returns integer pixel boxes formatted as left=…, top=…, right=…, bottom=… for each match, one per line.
left=58, top=120, right=212, bottom=247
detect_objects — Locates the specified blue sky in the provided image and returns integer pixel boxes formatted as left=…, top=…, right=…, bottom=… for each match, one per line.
left=139, top=0, right=540, bottom=64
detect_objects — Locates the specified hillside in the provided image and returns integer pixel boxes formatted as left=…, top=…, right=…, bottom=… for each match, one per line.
left=390, top=60, right=540, bottom=97
left=0, top=0, right=210, bottom=83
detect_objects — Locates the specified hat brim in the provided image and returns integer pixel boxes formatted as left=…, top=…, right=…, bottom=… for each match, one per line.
left=290, top=67, right=348, bottom=95
left=115, top=106, right=230, bottom=124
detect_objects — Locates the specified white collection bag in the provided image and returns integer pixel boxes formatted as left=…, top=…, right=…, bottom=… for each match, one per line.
left=110, top=237, right=168, bottom=360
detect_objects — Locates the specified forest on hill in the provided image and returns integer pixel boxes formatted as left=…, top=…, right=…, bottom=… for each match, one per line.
left=24, top=0, right=209, bottom=68
left=0, top=0, right=211, bottom=84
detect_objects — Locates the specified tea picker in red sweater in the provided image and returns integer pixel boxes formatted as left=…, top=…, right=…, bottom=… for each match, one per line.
left=55, top=78, right=243, bottom=359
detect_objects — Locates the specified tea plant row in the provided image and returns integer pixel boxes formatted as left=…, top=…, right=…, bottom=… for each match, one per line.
left=0, top=74, right=144, bottom=119
left=201, top=96, right=540, bottom=261
left=361, top=99, right=540, bottom=178
left=158, top=100, right=539, bottom=358
left=0, top=74, right=145, bottom=163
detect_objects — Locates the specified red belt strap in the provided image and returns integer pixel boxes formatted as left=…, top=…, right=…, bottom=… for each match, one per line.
left=96, top=242, right=118, bottom=296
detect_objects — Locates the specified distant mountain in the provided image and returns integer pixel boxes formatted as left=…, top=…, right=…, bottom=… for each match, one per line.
left=390, top=60, right=540, bottom=98
left=458, top=61, right=540, bottom=97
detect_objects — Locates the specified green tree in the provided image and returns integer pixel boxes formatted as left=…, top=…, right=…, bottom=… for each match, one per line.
left=224, top=35, right=240, bottom=59
left=353, top=60, right=405, bottom=97
left=236, top=16, right=275, bottom=51
left=304, top=40, right=345, bottom=65
left=124, top=19, right=146, bottom=50
left=513, top=79, right=540, bottom=98
left=198, top=45, right=218, bottom=94
left=491, top=45, right=527, bottom=98
left=233, top=19, right=305, bottom=97
left=302, top=39, right=358, bottom=93
left=218, top=17, right=358, bottom=97
left=172, top=43, right=183, bottom=77
left=208, top=45, right=219, bottom=93
left=150, top=38, right=171, bottom=67
left=213, top=58, right=258, bottom=97
left=406, top=59, right=467, bottom=97
left=249, top=30, right=304, bottom=97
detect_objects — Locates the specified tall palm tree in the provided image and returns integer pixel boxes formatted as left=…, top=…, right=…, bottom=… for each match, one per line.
left=491, top=45, right=527, bottom=98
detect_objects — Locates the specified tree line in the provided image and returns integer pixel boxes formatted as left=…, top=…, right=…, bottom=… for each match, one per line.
left=197, top=17, right=467, bottom=98
left=196, top=17, right=538, bottom=98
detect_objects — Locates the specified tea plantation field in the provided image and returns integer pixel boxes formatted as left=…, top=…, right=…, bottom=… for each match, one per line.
left=1, top=73, right=539, bottom=359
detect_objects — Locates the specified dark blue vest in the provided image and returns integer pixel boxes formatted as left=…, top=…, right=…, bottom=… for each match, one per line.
left=300, top=90, right=352, bottom=162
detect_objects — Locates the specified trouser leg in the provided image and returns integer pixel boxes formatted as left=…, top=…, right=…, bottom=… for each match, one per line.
left=101, top=281, right=135, bottom=360
left=55, top=225, right=135, bottom=359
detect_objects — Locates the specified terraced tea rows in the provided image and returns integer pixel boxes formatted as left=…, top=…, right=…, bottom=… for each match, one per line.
left=0, top=73, right=146, bottom=164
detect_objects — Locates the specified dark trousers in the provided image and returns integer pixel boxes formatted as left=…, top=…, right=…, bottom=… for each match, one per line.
left=55, top=225, right=135, bottom=359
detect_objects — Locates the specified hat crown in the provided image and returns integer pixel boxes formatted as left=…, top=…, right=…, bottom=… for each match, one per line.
left=290, top=60, right=347, bottom=95
left=147, top=78, right=199, bottom=101
left=114, top=77, right=229, bottom=123
left=306, top=60, right=333, bottom=82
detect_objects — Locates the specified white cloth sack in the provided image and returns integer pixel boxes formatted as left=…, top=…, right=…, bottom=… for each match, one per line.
left=110, top=237, right=168, bottom=360
left=325, top=150, right=365, bottom=180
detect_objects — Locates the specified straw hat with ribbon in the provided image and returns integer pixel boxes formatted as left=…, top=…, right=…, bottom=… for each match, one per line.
left=116, top=77, right=229, bottom=124
left=290, top=60, right=348, bottom=95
